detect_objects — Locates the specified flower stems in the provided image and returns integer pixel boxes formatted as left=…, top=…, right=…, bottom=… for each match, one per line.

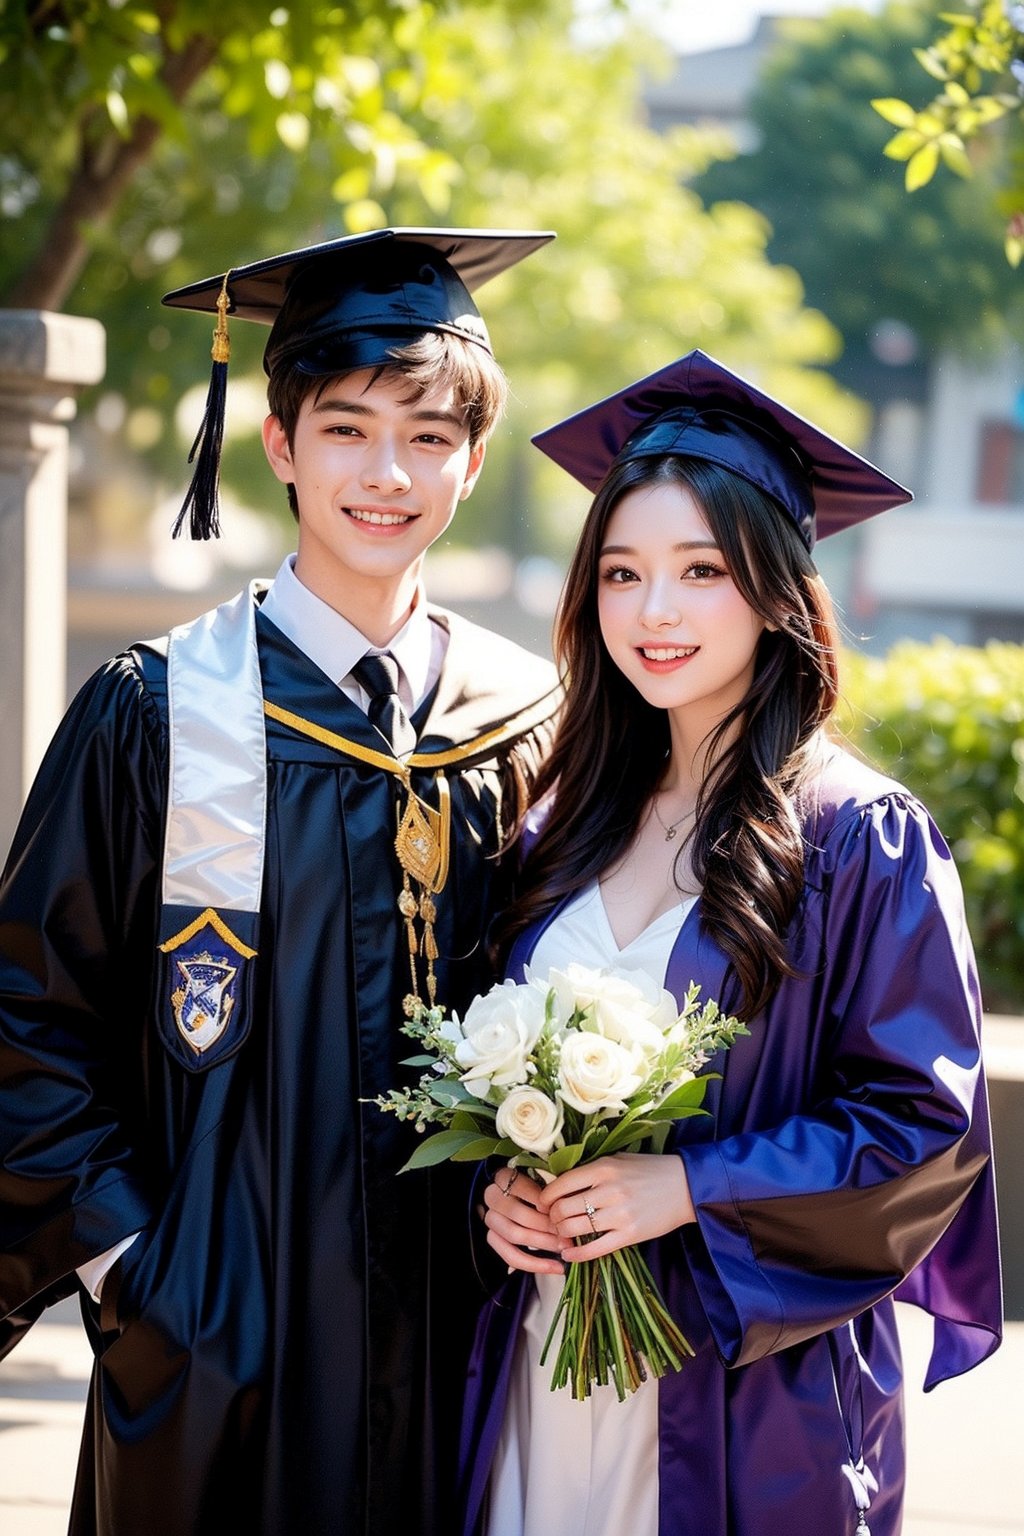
left=540, top=1240, right=694, bottom=1401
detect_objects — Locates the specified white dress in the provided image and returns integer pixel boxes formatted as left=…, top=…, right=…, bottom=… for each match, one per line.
left=485, top=882, right=698, bottom=1536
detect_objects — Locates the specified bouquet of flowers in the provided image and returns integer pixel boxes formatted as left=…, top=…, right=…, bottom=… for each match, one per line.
left=374, top=963, right=747, bottom=1401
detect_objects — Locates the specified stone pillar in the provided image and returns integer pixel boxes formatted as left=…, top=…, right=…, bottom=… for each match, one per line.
left=0, top=311, right=105, bottom=859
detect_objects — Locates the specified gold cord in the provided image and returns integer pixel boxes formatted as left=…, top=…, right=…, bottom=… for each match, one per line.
left=211, top=272, right=231, bottom=365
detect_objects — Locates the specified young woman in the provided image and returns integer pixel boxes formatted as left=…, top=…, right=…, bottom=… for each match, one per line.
left=460, top=352, right=1002, bottom=1536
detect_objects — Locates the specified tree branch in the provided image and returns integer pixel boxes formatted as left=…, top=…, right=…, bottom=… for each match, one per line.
left=5, top=30, right=218, bottom=312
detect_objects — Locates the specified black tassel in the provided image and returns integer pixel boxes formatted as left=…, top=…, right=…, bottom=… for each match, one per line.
left=172, top=274, right=231, bottom=540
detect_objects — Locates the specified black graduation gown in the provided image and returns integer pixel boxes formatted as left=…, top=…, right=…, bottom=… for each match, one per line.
left=0, top=598, right=559, bottom=1536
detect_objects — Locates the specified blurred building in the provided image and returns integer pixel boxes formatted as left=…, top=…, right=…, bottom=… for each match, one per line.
left=646, top=15, right=1024, bottom=652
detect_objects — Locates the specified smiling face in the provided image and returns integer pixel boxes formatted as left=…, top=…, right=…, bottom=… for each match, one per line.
left=596, top=478, right=767, bottom=748
left=262, top=367, right=485, bottom=632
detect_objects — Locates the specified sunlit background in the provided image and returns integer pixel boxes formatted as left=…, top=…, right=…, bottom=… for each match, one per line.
left=4, top=0, right=1020, bottom=687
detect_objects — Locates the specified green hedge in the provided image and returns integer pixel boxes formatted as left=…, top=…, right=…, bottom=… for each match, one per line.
left=838, top=639, right=1024, bottom=1014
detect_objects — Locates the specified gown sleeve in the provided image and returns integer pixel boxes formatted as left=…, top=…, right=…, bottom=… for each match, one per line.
left=678, top=790, right=997, bottom=1373
left=0, top=655, right=162, bottom=1326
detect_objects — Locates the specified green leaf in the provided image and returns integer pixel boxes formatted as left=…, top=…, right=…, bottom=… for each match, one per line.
left=450, top=1136, right=507, bottom=1162
left=872, top=97, right=918, bottom=128
left=276, top=111, right=310, bottom=152
left=451, top=1107, right=494, bottom=1131
left=597, top=1118, right=657, bottom=1157
left=913, top=48, right=950, bottom=83
left=883, top=129, right=925, bottom=162
left=646, top=1077, right=712, bottom=1120
left=546, top=1142, right=585, bottom=1175
left=106, top=89, right=129, bottom=134
left=126, top=11, right=162, bottom=36
left=915, top=112, right=947, bottom=138
left=398, top=1127, right=486, bottom=1172
left=906, top=141, right=940, bottom=190
left=940, top=139, right=974, bottom=178
left=426, top=1080, right=477, bottom=1107
left=970, top=96, right=1011, bottom=126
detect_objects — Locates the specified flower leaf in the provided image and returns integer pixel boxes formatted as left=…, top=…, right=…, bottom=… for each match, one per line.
left=398, top=1127, right=489, bottom=1172
left=451, top=1107, right=495, bottom=1131
left=425, top=1078, right=476, bottom=1106
left=450, top=1136, right=509, bottom=1162
left=649, top=1077, right=713, bottom=1119
left=597, top=1118, right=658, bottom=1156
left=547, top=1142, right=585, bottom=1174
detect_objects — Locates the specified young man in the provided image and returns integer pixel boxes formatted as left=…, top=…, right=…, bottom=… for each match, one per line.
left=0, top=229, right=559, bottom=1535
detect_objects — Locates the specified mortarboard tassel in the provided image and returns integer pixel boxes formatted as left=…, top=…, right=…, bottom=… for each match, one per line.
left=172, top=273, right=231, bottom=540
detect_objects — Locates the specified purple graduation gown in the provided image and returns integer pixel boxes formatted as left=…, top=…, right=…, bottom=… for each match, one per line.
left=460, top=747, right=1001, bottom=1536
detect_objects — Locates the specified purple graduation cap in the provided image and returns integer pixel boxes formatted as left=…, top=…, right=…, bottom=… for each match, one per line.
left=162, top=227, right=554, bottom=540
left=532, top=350, right=912, bottom=545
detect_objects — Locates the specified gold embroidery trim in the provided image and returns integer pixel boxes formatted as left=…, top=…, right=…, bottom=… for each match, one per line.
left=159, top=906, right=258, bottom=959
left=262, top=695, right=556, bottom=771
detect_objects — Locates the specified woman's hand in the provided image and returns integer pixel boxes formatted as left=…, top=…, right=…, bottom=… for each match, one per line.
left=482, top=1167, right=565, bottom=1276
left=538, top=1152, right=697, bottom=1263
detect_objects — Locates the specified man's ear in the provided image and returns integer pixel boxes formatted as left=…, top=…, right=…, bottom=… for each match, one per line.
left=458, top=439, right=487, bottom=502
left=262, top=414, right=294, bottom=484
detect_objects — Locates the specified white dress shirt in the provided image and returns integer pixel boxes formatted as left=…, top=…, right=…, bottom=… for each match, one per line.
left=259, top=554, right=447, bottom=709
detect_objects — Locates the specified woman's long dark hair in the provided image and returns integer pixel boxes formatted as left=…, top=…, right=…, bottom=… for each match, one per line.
left=498, top=454, right=841, bottom=1018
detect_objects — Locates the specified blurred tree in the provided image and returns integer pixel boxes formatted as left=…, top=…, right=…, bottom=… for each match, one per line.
left=694, top=1, right=1023, bottom=371
left=380, top=4, right=862, bottom=550
left=871, top=0, right=1024, bottom=264
left=0, top=0, right=860, bottom=555
left=0, top=0, right=554, bottom=310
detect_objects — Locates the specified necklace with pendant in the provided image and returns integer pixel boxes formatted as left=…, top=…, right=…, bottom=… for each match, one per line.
left=652, top=796, right=696, bottom=842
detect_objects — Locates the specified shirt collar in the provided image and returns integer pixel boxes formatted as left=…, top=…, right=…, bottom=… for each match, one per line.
left=259, top=555, right=434, bottom=704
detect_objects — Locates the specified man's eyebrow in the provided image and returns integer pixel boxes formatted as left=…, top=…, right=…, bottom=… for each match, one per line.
left=310, top=397, right=372, bottom=416
left=409, top=407, right=467, bottom=428
left=310, top=397, right=466, bottom=429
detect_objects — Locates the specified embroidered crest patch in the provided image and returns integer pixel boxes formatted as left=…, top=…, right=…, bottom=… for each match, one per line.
left=170, top=951, right=238, bottom=1053
left=157, top=907, right=258, bottom=1066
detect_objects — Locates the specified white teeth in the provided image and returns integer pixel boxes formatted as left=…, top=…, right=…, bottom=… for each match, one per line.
left=347, top=508, right=411, bottom=526
left=641, top=647, right=696, bottom=661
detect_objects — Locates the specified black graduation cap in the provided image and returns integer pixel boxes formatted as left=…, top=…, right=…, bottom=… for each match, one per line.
left=532, top=350, right=913, bottom=545
left=162, top=227, right=555, bottom=539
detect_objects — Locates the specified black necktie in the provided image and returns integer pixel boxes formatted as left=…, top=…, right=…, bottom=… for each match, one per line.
left=352, top=651, right=417, bottom=757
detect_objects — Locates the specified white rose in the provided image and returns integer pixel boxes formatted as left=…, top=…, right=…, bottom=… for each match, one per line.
left=454, top=979, right=545, bottom=1097
left=523, top=965, right=574, bottom=1032
left=549, top=963, right=670, bottom=1058
left=557, top=1030, right=645, bottom=1115
left=615, top=968, right=680, bottom=1034
left=495, top=1086, right=565, bottom=1155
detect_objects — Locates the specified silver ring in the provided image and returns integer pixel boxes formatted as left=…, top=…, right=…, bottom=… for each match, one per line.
left=500, top=1167, right=520, bottom=1198
left=583, top=1199, right=599, bottom=1235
